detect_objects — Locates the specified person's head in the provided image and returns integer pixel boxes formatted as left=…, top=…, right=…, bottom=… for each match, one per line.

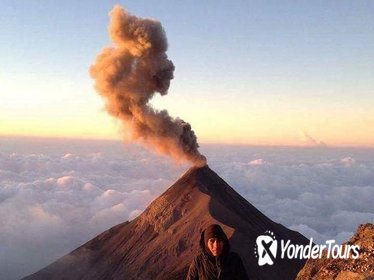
left=202, top=224, right=229, bottom=257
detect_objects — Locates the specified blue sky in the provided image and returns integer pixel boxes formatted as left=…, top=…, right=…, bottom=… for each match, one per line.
left=1, top=1, right=374, bottom=145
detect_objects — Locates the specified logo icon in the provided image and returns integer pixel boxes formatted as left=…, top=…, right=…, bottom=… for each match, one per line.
left=254, top=231, right=360, bottom=265
left=255, top=230, right=277, bottom=266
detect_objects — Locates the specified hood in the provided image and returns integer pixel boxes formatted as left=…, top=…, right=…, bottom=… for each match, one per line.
left=199, top=226, right=230, bottom=258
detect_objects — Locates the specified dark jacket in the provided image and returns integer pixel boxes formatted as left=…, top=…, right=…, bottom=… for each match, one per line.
left=186, top=228, right=249, bottom=280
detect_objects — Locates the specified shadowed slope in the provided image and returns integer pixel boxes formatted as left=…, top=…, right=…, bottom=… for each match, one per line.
left=24, top=165, right=309, bottom=280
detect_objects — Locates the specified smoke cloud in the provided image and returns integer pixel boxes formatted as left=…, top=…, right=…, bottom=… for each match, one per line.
left=90, top=6, right=206, bottom=166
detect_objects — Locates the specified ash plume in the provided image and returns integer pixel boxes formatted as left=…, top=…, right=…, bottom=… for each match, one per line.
left=90, top=6, right=206, bottom=166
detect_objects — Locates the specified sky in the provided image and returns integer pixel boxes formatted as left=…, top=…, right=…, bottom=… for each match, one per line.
left=0, top=137, right=373, bottom=279
left=1, top=0, right=374, bottom=146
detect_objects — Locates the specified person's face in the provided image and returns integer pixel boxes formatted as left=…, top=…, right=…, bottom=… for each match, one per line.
left=207, top=238, right=223, bottom=256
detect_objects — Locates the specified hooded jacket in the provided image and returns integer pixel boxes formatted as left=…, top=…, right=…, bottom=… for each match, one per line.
left=186, top=226, right=249, bottom=280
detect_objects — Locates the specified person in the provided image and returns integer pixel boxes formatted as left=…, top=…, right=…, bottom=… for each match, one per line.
left=186, top=224, right=249, bottom=280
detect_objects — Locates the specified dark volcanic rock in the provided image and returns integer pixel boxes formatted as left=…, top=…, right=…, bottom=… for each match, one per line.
left=23, top=165, right=309, bottom=280
left=296, top=223, right=374, bottom=280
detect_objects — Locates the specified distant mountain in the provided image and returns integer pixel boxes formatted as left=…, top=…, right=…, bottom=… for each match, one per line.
left=296, top=223, right=374, bottom=280
left=23, top=165, right=309, bottom=280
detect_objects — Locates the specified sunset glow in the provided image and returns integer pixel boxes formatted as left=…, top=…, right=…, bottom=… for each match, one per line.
left=1, top=1, right=373, bottom=147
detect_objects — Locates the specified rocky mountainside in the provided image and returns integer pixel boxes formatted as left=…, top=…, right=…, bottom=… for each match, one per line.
left=23, top=165, right=309, bottom=280
left=296, top=223, right=374, bottom=280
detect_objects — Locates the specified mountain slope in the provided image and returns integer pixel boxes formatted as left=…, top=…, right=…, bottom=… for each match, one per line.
left=296, top=223, right=374, bottom=280
left=24, top=165, right=309, bottom=280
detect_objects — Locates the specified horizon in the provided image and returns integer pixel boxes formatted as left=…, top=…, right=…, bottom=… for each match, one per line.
left=2, top=134, right=374, bottom=149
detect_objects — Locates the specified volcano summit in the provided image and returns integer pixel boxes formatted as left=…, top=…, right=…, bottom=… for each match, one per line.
left=24, top=166, right=309, bottom=280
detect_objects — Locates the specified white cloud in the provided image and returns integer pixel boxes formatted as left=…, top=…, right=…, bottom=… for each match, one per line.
left=340, top=156, right=356, bottom=167
left=90, top=203, right=130, bottom=229
left=0, top=138, right=373, bottom=279
left=248, top=158, right=266, bottom=166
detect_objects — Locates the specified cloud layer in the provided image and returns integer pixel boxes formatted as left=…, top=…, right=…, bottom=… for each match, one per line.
left=204, top=145, right=374, bottom=244
left=0, top=137, right=373, bottom=279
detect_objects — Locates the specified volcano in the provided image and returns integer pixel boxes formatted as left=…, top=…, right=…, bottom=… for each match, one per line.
left=23, top=165, right=309, bottom=280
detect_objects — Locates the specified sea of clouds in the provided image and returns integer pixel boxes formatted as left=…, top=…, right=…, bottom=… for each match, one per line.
left=0, top=137, right=373, bottom=280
